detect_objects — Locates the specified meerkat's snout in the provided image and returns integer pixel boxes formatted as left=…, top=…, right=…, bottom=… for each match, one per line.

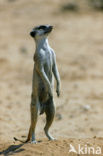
left=44, top=25, right=53, bottom=34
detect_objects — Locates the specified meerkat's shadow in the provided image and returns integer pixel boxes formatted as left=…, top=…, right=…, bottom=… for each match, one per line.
left=0, top=143, right=24, bottom=156
left=0, top=139, right=43, bottom=155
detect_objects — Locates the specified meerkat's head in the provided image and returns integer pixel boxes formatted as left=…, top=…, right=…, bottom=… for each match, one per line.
left=30, top=25, right=53, bottom=40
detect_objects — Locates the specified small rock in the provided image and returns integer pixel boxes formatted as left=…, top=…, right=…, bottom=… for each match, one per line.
left=82, top=105, right=91, bottom=111
left=56, top=113, right=62, bottom=120
left=90, top=127, right=94, bottom=131
left=20, top=46, right=28, bottom=54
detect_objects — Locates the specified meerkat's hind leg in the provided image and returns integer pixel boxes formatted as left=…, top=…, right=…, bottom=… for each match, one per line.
left=44, top=97, right=56, bottom=140
left=30, top=96, right=39, bottom=144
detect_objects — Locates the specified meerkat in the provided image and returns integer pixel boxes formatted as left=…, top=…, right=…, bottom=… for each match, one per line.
left=14, top=24, right=61, bottom=144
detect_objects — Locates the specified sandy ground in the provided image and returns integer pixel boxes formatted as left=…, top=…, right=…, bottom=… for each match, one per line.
left=0, top=0, right=103, bottom=155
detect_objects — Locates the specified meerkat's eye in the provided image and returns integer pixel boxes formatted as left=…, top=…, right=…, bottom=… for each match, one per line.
left=38, top=25, right=46, bottom=30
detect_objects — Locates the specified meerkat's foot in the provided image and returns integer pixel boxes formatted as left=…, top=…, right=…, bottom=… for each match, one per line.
left=44, top=129, right=56, bottom=141
left=31, top=140, right=37, bottom=144
left=49, top=136, right=56, bottom=141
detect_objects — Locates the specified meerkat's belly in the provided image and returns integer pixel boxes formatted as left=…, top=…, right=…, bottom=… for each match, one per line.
left=33, top=54, right=53, bottom=102
left=38, top=66, right=53, bottom=103
left=38, top=76, right=53, bottom=103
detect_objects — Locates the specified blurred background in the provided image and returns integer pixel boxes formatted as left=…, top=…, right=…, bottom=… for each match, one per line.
left=0, top=0, right=103, bottom=143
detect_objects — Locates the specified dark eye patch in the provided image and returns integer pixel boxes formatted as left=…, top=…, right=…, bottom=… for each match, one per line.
left=38, top=25, right=46, bottom=30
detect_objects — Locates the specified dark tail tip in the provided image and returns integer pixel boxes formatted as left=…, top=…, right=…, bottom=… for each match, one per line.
left=14, top=137, right=18, bottom=141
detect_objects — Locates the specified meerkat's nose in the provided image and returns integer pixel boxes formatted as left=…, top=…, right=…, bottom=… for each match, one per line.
left=44, top=25, right=53, bottom=34
left=50, top=25, right=53, bottom=29
left=46, top=25, right=53, bottom=30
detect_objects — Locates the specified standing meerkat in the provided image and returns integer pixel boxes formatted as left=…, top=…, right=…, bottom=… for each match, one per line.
left=14, top=25, right=61, bottom=144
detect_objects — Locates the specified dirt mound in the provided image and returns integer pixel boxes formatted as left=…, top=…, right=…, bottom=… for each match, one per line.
left=0, top=138, right=103, bottom=156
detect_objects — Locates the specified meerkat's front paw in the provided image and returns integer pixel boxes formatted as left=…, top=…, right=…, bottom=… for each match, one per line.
left=56, top=88, right=60, bottom=97
left=56, top=84, right=60, bottom=97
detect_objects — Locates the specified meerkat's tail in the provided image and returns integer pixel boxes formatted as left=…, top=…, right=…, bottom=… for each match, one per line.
left=14, top=127, right=31, bottom=143
left=13, top=137, right=28, bottom=143
left=13, top=136, right=30, bottom=143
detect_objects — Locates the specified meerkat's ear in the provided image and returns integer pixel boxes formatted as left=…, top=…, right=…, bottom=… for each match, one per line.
left=30, top=31, right=36, bottom=37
